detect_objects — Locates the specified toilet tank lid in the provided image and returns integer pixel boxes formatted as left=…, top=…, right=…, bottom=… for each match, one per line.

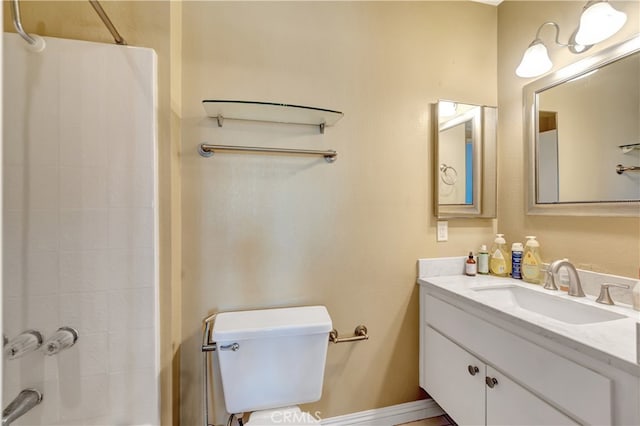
left=212, top=306, right=332, bottom=341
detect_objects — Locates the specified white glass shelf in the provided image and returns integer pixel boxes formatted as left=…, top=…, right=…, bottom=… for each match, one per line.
left=619, top=143, right=640, bottom=154
left=202, top=100, right=343, bottom=133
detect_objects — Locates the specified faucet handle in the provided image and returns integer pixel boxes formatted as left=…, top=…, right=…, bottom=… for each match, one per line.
left=544, top=259, right=568, bottom=291
left=596, top=283, right=630, bottom=305
left=543, top=268, right=559, bottom=291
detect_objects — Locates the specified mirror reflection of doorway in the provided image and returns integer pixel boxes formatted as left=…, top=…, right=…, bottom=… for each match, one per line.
left=538, top=111, right=559, bottom=203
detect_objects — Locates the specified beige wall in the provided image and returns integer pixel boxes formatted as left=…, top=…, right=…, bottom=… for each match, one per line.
left=497, top=1, right=640, bottom=278
left=180, top=2, right=497, bottom=423
left=3, top=2, right=181, bottom=424
left=13, top=1, right=639, bottom=424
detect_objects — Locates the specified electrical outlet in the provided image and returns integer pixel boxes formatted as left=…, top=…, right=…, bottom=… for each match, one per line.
left=437, top=221, right=448, bottom=242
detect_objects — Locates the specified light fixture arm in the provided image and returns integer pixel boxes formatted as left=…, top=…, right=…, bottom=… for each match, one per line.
left=534, top=21, right=572, bottom=48
left=532, top=21, right=589, bottom=54
left=516, top=0, right=625, bottom=78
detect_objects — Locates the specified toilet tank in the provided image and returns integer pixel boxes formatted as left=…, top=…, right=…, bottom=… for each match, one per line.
left=212, top=306, right=332, bottom=414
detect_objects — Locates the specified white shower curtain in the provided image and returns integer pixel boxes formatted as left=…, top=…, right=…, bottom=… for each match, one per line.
left=3, top=32, right=159, bottom=426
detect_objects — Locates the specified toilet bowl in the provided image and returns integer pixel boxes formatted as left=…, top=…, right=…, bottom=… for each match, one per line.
left=245, top=406, right=319, bottom=425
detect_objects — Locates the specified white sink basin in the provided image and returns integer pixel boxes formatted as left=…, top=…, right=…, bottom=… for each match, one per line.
left=472, top=285, right=626, bottom=325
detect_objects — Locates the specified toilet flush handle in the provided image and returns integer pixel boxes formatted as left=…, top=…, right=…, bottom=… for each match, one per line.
left=219, top=343, right=240, bottom=351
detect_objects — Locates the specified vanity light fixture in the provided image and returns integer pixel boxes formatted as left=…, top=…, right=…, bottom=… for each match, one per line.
left=574, top=0, right=627, bottom=45
left=516, top=22, right=584, bottom=78
left=438, top=101, right=458, bottom=117
left=515, top=0, right=627, bottom=78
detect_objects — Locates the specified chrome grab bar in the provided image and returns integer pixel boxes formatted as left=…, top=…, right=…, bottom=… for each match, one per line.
left=201, top=313, right=217, bottom=426
left=329, top=325, right=369, bottom=344
left=199, top=143, right=338, bottom=163
left=616, top=164, right=640, bottom=174
left=201, top=313, right=217, bottom=353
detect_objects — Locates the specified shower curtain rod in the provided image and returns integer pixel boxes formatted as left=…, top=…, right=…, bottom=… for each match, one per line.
left=88, top=0, right=127, bottom=45
left=11, top=0, right=127, bottom=47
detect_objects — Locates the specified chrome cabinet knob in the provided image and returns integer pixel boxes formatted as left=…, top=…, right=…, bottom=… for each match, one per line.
left=485, top=376, right=498, bottom=388
left=467, top=365, right=479, bottom=376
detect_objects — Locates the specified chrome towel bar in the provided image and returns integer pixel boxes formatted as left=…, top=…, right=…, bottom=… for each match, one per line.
left=616, top=164, right=640, bottom=174
left=329, top=325, right=369, bottom=344
left=198, top=143, right=337, bottom=163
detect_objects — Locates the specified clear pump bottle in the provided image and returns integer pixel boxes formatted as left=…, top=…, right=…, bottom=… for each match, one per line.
left=489, top=234, right=510, bottom=277
left=478, top=245, right=489, bottom=275
left=522, top=236, right=543, bottom=284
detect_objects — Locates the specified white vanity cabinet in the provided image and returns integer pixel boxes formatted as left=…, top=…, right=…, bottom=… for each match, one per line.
left=423, top=326, right=485, bottom=425
left=484, top=366, right=576, bottom=426
left=418, top=284, right=640, bottom=426
left=424, top=325, right=577, bottom=425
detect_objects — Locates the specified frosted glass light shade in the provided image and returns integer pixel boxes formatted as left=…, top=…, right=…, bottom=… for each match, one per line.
left=516, top=41, right=553, bottom=78
left=575, top=1, right=627, bottom=46
left=439, top=101, right=457, bottom=116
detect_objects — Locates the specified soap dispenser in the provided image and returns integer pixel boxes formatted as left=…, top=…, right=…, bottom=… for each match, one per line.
left=489, top=234, right=509, bottom=277
left=478, top=245, right=489, bottom=275
left=522, top=236, right=543, bottom=284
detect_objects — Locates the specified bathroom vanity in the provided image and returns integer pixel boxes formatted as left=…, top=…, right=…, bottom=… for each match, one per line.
left=417, top=258, right=640, bottom=425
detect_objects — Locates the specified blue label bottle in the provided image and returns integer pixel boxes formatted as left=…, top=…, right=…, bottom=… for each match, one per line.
left=511, top=242, right=523, bottom=279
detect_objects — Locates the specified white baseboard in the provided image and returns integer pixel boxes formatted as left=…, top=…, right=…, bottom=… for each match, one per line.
left=320, top=399, right=444, bottom=426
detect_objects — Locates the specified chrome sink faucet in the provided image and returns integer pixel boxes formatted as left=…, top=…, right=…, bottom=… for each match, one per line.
left=544, top=259, right=586, bottom=297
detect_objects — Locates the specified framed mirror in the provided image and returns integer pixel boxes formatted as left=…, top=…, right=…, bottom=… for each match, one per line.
left=524, top=35, right=640, bottom=216
left=433, top=100, right=497, bottom=218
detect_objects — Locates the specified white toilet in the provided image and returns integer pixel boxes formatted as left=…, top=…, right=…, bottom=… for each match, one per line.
left=211, top=305, right=332, bottom=425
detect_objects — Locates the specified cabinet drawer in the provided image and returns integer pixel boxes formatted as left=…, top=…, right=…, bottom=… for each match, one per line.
left=424, top=293, right=612, bottom=425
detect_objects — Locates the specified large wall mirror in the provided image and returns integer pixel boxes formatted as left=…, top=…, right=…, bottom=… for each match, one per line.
left=433, top=100, right=497, bottom=218
left=524, top=35, right=640, bottom=216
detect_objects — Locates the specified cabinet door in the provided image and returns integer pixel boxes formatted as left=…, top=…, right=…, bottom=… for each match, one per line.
left=485, top=366, right=578, bottom=426
left=424, top=326, right=485, bottom=425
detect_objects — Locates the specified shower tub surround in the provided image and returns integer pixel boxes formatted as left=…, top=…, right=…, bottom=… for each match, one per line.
left=3, top=34, right=159, bottom=425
